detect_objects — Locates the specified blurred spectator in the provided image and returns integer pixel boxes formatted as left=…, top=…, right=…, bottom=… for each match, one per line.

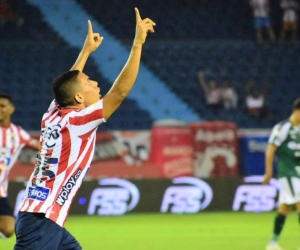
left=0, top=0, right=24, bottom=27
left=245, top=84, right=265, bottom=118
left=244, top=79, right=272, bottom=120
left=279, top=0, right=299, bottom=42
left=220, top=77, right=238, bottom=109
left=198, top=70, right=222, bottom=111
left=249, top=0, right=276, bottom=44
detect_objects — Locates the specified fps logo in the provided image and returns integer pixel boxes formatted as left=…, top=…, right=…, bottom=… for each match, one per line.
left=88, top=178, right=140, bottom=216
left=160, top=177, right=213, bottom=213
left=232, top=176, right=280, bottom=212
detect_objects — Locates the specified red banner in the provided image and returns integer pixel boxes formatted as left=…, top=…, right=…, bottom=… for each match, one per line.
left=9, top=122, right=240, bottom=181
left=9, top=131, right=162, bottom=181
left=149, top=125, right=194, bottom=178
left=189, top=121, right=240, bottom=177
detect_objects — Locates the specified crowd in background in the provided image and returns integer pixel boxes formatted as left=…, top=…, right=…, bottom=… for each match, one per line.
left=198, top=69, right=273, bottom=122
left=250, top=0, right=299, bottom=44
left=195, top=0, right=299, bottom=122
left=0, top=0, right=299, bottom=130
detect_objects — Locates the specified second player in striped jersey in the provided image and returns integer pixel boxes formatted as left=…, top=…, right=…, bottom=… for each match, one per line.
left=0, top=94, right=39, bottom=239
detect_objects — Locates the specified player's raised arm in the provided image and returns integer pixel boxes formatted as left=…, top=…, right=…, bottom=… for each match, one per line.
left=102, top=7, right=156, bottom=120
left=70, top=20, right=103, bottom=72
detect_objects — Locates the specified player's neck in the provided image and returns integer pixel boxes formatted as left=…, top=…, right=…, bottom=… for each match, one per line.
left=0, top=119, right=11, bottom=128
left=62, top=103, right=85, bottom=110
left=290, top=114, right=300, bottom=127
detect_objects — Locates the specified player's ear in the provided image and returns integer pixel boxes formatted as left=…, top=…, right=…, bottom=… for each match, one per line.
left=9, top=105, right=15, bottom=115
left=74, top=93, right=84, bottom=104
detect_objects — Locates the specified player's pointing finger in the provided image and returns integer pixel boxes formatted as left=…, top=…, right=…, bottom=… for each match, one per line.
left=88, top=20, right=93, bottom=35
left=135, top=7, right=142, bottom=22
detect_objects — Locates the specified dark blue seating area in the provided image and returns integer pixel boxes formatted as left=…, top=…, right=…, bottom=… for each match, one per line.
left=0, top=40, right=153, bottom=131
left=0, top=0, right=60, bottom=42
left=141, top=41, right=300, bottom=128
left=76, top=0, right=282, bottom=42
left=0, top=0, right=299, bottom=130
left=0, top=0, right=154, bottom=131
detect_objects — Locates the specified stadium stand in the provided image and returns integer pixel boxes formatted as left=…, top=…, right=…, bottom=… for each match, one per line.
left=0, top=0, right=299, bottom=130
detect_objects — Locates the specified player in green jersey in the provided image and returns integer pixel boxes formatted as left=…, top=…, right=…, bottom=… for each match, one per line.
left=263, top=98, right=300, bottom=250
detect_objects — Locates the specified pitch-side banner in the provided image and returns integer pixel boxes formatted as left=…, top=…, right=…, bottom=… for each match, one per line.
left=189, top=121, right=240, bottom=177
left=9, top=125, right=263, bottom=181
left=9, top=130, right=163, bottom=181
left=8, top=176, right=279, bottom=216
left=149, top=125, right=194, bottom=178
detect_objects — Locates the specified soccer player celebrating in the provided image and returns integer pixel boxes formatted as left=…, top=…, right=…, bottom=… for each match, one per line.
left=0, top=94, right=39, bottom=239
left=263, top=98, right=300, bottom=250
left=14, top=8, right=155, bottom=250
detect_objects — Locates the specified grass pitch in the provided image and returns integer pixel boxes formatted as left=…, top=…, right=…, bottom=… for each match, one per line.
left=1, top=212, right=299, bottom=250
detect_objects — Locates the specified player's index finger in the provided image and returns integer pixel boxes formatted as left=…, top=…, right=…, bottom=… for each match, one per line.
left=87, top=20, right=93, bottom=34
left=134, top=7, right=142, bottom=21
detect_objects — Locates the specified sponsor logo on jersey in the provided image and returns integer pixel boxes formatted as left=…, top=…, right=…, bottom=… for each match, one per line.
left=160, top=177, right=213, bottom=213
left=232, top=176, right=280, bottom=212
left=28, top=186, right=50, bottom=201
left=56, top=168, right=82, bottom=206
left=0, top=149, right=11, bottom=166
left=87, top=178, right=140, bottom=216
left=41, top=124, right=61, bottom=148
left=288, top=141, right=300, bottom=150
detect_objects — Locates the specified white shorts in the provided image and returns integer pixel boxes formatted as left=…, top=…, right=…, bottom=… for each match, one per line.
left=279, top=176, right=300, bottom=205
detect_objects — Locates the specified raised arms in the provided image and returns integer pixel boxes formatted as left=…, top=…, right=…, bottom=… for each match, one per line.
left=102, top=8, right=155, bottom=120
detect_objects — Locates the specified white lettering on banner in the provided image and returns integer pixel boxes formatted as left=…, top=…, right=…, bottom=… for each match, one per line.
left=232, top=176, right=280, bottom=212
left=248, top=140, right=268, bottom=153
left=194, top=146, right=237, bottom=178
left=87, top=178, right=140, bottom=216
left=160, top=177, right=213, bottom=213
left=195, top=129, right=235, bottom=143
left=164, top=157, right=193, bottom=177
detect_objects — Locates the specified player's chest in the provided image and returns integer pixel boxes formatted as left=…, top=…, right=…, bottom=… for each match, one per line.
left=288, top=127, right=300, bottom=142
left=284, top=128, right=300, bottom=151
left=0, top=129, right=19, bottom=148
left=0, top=128, right=22, bottom=157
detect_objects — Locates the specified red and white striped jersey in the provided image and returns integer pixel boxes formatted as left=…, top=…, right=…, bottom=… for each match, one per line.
left=0, top=123, right=38, bottom=197
left=19, top=99, right=106, bottom=227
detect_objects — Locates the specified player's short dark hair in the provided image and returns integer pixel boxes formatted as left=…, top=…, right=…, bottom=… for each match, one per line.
left=52, top=70, right=80, bottom=107
left=0, top=93, right=14, bottom=105
left=293, top=98, right=300, bottom=110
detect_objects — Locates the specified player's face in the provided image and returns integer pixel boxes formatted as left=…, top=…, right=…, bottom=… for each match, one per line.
left=77, top=72, right=101, bottom=107
left=0, top=98, right=14, bottom=123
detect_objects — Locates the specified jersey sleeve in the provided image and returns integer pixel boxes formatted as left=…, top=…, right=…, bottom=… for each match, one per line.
left=47, top=100, right=59, bottom=113
left=19, top=127, right=39, bottom=149
left=268, top=123, right=289, bottom=147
